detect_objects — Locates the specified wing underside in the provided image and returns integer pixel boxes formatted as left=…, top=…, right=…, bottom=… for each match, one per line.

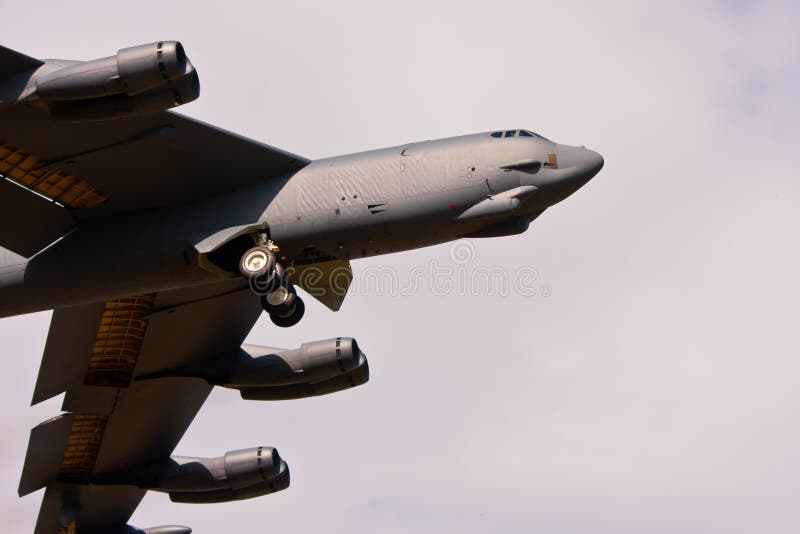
left=4, top=43, right=306, bottom=531
left=0, top=44, right=309, bottom=258
left=21, top=279, right=263, bottom=533
left=0, top=104, right=309, bottom=221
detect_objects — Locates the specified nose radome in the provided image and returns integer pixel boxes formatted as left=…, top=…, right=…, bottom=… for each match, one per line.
left=584, top=149, right=604, bottom=177
left=557, top=145, right=604, bottom=181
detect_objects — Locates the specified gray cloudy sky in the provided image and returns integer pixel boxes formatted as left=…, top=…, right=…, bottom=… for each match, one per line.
left=1, top=1, right=799, bottom=532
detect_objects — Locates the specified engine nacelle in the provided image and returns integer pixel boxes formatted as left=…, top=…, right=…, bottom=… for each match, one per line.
left=95, top=446, right=284, bottom=495
left=33, top=41, right=191, bottom=101
left=47, top=71, right=199, bottom=120
left=156, top=337, right=367, bottom=388
left=229, top=337, right=366, bottom=387
left=20, top=41, right=199, bottom=120
left=168, top=461, right=290, bottom=504
left=153, top=447, right=283, bottom=492
left=239, top=358, right=369, bottom=401
left=93, top=446, right=290, bottom=504
left=140, top=337, right=370, bottom=400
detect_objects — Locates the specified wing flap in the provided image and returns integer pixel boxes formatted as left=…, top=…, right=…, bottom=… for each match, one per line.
left=26, top=279, right=264, bottom=532
left=32, top=302, right=105, bottom=405
left=18, top=414, right=73, bottom=497
left=0, top=179, right=76, bottom=257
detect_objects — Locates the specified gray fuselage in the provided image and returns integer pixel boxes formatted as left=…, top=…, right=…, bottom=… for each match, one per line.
left=0, top=130, right=603, bottom=317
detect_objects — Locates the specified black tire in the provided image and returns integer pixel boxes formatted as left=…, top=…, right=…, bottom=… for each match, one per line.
left=251, top=262, right=286, bottom=295
left=239, top=246, right=276, bottom=279
left=270, top=297, right=305, bottom=328
left=261, top=283, right=297, bottom=315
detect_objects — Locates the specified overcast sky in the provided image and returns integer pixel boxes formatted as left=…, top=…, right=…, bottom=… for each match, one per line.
left=1, top=1, right=799, bottom=532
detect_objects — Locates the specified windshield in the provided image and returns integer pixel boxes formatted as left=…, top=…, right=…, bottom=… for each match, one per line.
left=490, top=130, right=551, bottom=141
left=520, top=130, right=551, bottom=141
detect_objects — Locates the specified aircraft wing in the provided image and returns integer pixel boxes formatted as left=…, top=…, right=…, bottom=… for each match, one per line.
left=0, top=44, right=309, bottom=258
left=0, top=103, right=309, bottom=220
left=19, top=278, right=263, bottom=533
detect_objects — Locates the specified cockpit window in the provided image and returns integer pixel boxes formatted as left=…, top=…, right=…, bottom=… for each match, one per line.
left=490, top=129, right=547, bottom=139
left=521, top=129, right=551, bottom=141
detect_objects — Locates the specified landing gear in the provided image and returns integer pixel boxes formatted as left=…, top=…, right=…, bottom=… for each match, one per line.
left=261, top=283, right=297, bottom=315
left=239, top=246, right=276, bottom=279
left=267, top=295, right=305, bottom=328
left=241, top=245, right=305, bottom=328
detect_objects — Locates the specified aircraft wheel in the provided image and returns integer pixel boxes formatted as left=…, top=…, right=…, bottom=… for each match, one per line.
left=239, top=246, right=276, bottom=279
left=270, top=297, right=305, bottom=328
left=261, top=283, right=297, bottom=316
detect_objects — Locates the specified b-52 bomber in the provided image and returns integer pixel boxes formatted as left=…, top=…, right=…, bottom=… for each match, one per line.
left=0, top=41, right=603, bottom=533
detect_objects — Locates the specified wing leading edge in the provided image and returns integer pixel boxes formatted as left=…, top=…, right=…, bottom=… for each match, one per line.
left=0, top=104, right=310, bottom=220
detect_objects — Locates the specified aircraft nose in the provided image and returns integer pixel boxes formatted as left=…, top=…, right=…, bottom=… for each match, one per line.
left=518, top=143, right=603, bottom=206
left=584, top=148, right=604, bottom=177
left=558, top=145, right=604, bottom=181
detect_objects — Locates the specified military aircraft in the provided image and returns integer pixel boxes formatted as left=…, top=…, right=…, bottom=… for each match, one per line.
left=0, top=41, right=603, bottom=533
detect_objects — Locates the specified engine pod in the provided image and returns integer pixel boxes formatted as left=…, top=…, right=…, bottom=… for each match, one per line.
left=33, top=41, right=191, bottom=101
left=229, top=337, right=365, bottom=387
left=224, top=447, right=282, bottom=490
left=168, top=461, right=290, bottom=504
left=95, top=446, right=285, bottom=493
left=48, top=70, right=199, bottom=121
left=239, top=358, right=369, bottom=401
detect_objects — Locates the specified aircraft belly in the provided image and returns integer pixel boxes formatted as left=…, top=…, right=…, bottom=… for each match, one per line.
left=0, top=214, right=221, bottom=317
left=301, top=184, right=481, bottom=260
